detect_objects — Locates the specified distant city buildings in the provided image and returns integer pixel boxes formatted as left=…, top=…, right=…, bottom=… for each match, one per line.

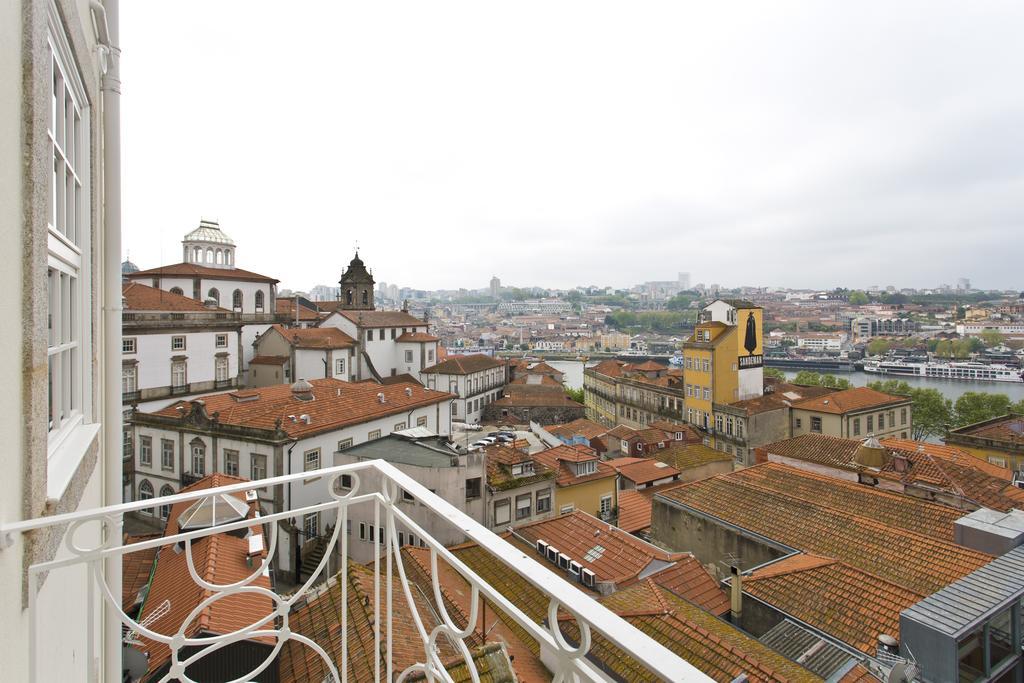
left=490, top=275, right=501, bottom=299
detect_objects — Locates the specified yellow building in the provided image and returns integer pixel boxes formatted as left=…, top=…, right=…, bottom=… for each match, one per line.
left=682, top=300, right=764, bottom=432
left=945, top=414, right=1024, bottom=471
left=531, top=444, right=618, bottom=519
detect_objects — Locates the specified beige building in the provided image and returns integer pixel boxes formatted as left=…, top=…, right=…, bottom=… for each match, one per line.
left=789, top=386, right=912, bottom=440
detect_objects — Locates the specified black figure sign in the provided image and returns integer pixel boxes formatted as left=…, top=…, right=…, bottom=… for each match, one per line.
left=744, top=311, right=758, bottom=355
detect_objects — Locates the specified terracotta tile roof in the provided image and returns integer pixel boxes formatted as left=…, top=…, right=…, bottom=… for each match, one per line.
left=531, top=444, right=616, bottom=487
left=510, top=373, right=562, bottom=386
left=335, top=309, right=427, bottom=327
left=436, top=535, right=751, bottom=680
left=765, top=435, right=1024, bottom=512
left=611, top=458, right=680, bottom=485
left=629, top=360, right=670, bottom=372
left=421, top=354, right=505, bottom=375
left=402, top=546, right=550, bottom=681
left=136, top=474, right=272, bottom=676
left=275, top=297, right=320, bottom=320
left=727, top=385, right=835, bottom=415
left=148, top=378, right=452, bottom=439
left=588, top=359, right=628, bottom=378
left=881, top=438, right=1011, bottom=479
left=248, top=354, right=289, bottom=366
left=396, top=331, right=440, bottom=342
left=570, top=583, right=821, bottom=683
left=122, top=281, right=230, bottom=313
left=278, top=558, right=481, bottom=682
left=628, top=428, right=672, bottom=446
left=547, top=417, right=608, bottom=441
left=648, top=420, right=702, bottom=441
left=647, top=556, right=730, bottom=616
left=127, top=262, right=279, bottom=283
left=658, top=463, right=992, bottom=595
left=653, top=442, right=734, bottom=471
left=743, top=553, right=924, bottom=655
left=122, top=533, right=159, bottom=613
left=616, top=488, right=654, bottom=533
left=761, top=433, right=862, bottom=469
left=511, top=511, right=687, bottom=586
left=521, top=361, right=562, bottom=377
left=790, top=386, right=910, bottom=414
left=267, top=323, right=356, bottom=349
left=949, top=413, right=1024, bottom=448
left=485, top=444, right=555, bottom=491
left=604, top=425, right=638, bottom=440
left=491, top=385, right=582, bottom=408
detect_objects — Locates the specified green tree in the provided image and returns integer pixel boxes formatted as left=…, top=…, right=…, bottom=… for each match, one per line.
left=848, top=291, right=869, bottom=305
left=866, top=339, right=891, bottom=356
left=792, top=371, right=851, bottom=389
left=934, top=340, right=953, bottom=357
left=666, top=294, right=696, bottom=311
left=979, top=330, right=1004, bottom=347
left=764, top=367, right=786, bottom=381
left=954, top=392, right=1013, bottom=427
left=564, top=387, right=585, bottom=404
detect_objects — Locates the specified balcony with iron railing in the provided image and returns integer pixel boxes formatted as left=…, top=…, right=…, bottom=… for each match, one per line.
left=0, top=459, right=710, bottom=682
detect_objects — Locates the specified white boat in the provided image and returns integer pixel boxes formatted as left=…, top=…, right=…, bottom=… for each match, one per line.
left=863, top=359, right=1024, bottom=383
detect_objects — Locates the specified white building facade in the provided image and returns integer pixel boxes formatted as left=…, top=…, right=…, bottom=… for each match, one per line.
left=420, top=354, right=508, bottom=424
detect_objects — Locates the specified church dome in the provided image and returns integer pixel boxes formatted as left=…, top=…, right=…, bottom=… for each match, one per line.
left=121, top=259, right=139, bottom=275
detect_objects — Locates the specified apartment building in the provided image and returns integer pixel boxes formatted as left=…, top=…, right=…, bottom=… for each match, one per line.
left=248, top=323, right=356, bottom=387
left=484, top=443, right=557, bottom=531
left=420, top=353, right=507, bottom=423
left=789, top=386, right=912, bottom=440
left=583, top=359, right=686, bottom=429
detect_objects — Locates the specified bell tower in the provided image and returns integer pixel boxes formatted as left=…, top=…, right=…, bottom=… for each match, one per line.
left=339, top=252, right=375, bottom=310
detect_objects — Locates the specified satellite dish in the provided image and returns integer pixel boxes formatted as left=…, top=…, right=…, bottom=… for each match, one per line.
left=887, top=662, right=908, bottom=683
left=122, top=646, right=149, bottom=681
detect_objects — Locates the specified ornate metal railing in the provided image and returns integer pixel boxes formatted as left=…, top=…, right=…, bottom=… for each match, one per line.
left=0, top=459, right=710, bottom=683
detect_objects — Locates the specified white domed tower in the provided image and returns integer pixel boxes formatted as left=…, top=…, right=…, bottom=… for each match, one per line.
left=182, top=219, right=236, bottom=269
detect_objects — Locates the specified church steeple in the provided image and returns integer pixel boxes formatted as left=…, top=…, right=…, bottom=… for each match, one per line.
left=339, top=251, right=375, bottom=310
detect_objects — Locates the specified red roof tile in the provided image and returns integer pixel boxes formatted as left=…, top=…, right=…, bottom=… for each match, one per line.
left=791, top=386, right=910, bottom=414
left=266, top=323, right=356, bottom=349
left=147, top=378, right=452, bottom=439
left=127, top=262, right=279, bottom=283
left=421, top=354, right=505, bottom=375
left=122, top=281, right=231, bottom=313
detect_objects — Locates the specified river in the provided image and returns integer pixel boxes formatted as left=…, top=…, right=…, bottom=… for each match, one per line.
left=548, top=360, right=1024, bottom=403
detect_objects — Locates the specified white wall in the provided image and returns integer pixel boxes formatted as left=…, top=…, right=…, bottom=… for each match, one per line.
left=126, top=329, right=239, bottom=392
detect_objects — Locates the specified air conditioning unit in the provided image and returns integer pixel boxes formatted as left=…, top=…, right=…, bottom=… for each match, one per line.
left=546, top=546, right=559, bottom=563
left=569, top=561, right=582, bottom=577
left=558, top=553, right=571, bottom=570
left=581, top=568, right=596, bottom=587
left=536, top=540, right=549, bottom=555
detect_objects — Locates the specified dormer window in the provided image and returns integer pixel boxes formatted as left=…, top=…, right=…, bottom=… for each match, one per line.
left=511, top=462, right=535, bottom=477
left=576, top=460, right=596, bottom=476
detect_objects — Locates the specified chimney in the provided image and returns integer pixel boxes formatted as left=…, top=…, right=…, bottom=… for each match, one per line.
left=730, top=565, right=743, bottom=624
left=854, top=435, right=888, bottom=469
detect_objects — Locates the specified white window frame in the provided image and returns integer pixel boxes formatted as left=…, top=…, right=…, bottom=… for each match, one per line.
left=171, top=359, right=187, bottom=388
left=122, top=365, right=138, bottom=395
left=171, top=335, right=186, bottom=351
left=405, top=350, right=414, bottom=363
left=304, top=448, right=321, bottom=472
left=224, top=449, right=239, bottom=476
left=215, top=355, right=229, bottom=382
left=138, top=436, right=152, bottom=467
left=160, top=439, right=175, bottom=471
left=335, top=358, right=345, bottom=375
left=45, top=1, right=96, bottom=493
left=123, top=337, right=136, bottom=354
left=215, top=334, right=228, bottom=348
left=494, top=499, right=511, bottom=526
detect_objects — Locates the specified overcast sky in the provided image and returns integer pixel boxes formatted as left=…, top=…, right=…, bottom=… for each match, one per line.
left=121, top=2, right=1024, bottom=293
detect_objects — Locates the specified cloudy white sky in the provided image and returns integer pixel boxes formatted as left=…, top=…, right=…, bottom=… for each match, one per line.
left=121, top=2, right=1024, bottom=293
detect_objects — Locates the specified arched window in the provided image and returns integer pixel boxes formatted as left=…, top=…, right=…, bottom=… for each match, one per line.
left=207, top=288, right=220, bottom=305
left=193, top=246, right=201, bottom=262
left=232, top=289, right=243, bottom=311
left=216, top=249, right=223, bottom=265
left=139, top=480, right=154, bottom=515
left=159, top=485, right=175, bottom=519
left=225, top=250, right=232, bottom=266
left=346, top=289, right=353, bottom=305
left=254, top=290, right=265, bottom=312
left=362, top=290, right=369, bottom=306
left=206, top=248, right=214, bottom=263
left=170, top=287, right=184, bottom=296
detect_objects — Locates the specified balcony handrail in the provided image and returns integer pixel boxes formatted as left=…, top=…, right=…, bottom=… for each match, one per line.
left=0, top=458, right=711, bottom=683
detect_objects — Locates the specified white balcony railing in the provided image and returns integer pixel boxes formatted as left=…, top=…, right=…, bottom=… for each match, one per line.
left=1, top=459, right=712, bottom=683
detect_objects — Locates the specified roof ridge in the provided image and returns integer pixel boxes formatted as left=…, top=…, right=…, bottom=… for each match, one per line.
left=744, top=553, right=839, bottom=581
